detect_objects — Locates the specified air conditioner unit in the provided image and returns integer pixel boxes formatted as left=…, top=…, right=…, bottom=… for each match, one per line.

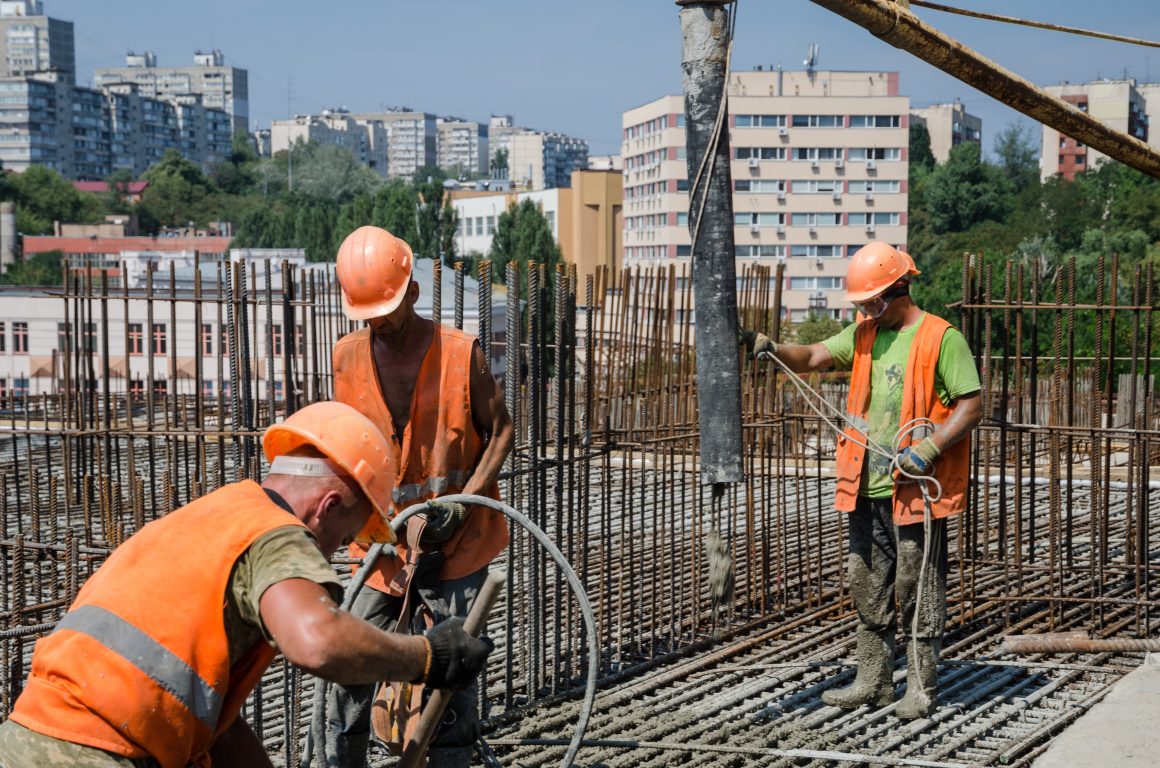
left=866, top=159, right=877, bottom=170
left=865, top=192, right=874, bottom=202
left=776, top=224, right=786, bottom=235
left=810, top=159, right=819, bottom=169
left=835, top=157, right=845, bottom=168
left=832, top=190, right=842, bottom=201
left=808, top=226, right=817, bottom=235
left=778, top=126, right=789, bottom=137
left=777, top=190, right=786, bottom=201
left=747, top=157, right=760, bottom=169
left=865, top=223, right=876, bottom=233
left=749, top=223, right=761, bottom=234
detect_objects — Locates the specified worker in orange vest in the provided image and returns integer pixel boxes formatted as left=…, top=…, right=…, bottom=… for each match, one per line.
left=745, top=242, right=982, bottom=719
left=326, top=226, right=514, bottom=768
left=0, top=402, right=493, bottom=768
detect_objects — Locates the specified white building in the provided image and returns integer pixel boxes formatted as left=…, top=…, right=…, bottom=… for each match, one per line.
left=452, top=189, right=561, bottom=257
left=437, top=117, right=489, bottom=177
left=343, top=109, right=436, bottom=180
left=622, top=68, right=909, bottom=322
left=270, top=110, right=389, bottom=176
left=0, top=1, right=74, bottom=84
left=1041, top=79, right=1151, bottom=181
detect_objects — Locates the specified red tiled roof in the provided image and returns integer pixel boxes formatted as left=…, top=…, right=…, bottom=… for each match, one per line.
left=72, top=180, right=149, bottom=194
left=23, top=236, right=232, bottom=255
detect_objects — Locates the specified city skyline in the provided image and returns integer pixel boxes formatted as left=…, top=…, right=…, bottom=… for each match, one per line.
left=49, top=0, right=1160, bottom=157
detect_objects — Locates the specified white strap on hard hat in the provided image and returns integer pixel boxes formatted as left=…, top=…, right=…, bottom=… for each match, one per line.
left=269, top=455, right=344, bottom=478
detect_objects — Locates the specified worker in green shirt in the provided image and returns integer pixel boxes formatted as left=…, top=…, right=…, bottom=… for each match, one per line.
left=746, top=242, right=982, bottom=719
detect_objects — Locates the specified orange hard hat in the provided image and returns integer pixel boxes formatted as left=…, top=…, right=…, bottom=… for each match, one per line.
left=336, top=226, right=414, bottom=321
left=845, top=242, right=920, bottom=303
left=263, top=401, right=397, bottom=544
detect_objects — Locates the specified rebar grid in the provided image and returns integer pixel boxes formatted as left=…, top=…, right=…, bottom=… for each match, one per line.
left=0, top=254, right=1156, bottom=764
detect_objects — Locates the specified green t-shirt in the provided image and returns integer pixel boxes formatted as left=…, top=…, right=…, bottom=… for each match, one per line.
left=821, top=314, right=981, bottom=498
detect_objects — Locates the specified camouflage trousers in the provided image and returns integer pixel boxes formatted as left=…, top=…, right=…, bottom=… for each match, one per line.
left=0, top=720, right=160, bottom=768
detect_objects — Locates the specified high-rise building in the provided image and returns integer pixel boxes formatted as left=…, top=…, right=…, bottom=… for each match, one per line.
left=622, top=68, right=909, bottom=322
left=270, top=110, right=389, bottom=176
left=95, top=49, right=249, bottom=135
left=0, top=1, right=74, bottom=84
left=910, top=99, right=981, bottom=163
left=1041, top=79, right=1151, bottom=181
left=437, top=117, right=489, bottom=177
left=509, top=131, right=588, bottom=190
left=343, top=109, right=436, bottom=180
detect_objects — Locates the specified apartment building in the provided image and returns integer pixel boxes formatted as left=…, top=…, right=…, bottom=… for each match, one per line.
left=0, top=1, right=73, bottom=84
left=508, top=131, right=588, bottom=190
left=450, top=168, right=622, bottom=284
left=270, top=110, right=389, bottom=176
left=910, top=99, right=981, bottom=163
left=342, top=109, right=436, bottom=180
left=622, top=69, right=909, bottom=322
left=437, top=117, right=489, bottom=177
left=1042, top=79, right=1151, bottom=180
left=94, top=49, right=249, bottom=135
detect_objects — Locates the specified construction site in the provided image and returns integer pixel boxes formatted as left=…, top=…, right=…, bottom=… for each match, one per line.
left=2, top=1, right=1160, bottom=767
left=0, top=245, right=1155, bottom=767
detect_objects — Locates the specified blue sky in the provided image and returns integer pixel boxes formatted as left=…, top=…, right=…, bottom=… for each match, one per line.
left=52, top=1, right=1160, bottom=157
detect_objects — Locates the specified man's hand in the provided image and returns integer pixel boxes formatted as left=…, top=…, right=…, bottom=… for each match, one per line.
left=896, top=437, right=941, bottom=478
left=739, top=330, right=778, bottom=361
left=420, top=501, right=467, bottom=545
left=423, top=617, right=494, bottom=689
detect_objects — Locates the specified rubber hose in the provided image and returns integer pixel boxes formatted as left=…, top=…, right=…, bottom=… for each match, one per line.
left=302, top=494, right=596, bottom=768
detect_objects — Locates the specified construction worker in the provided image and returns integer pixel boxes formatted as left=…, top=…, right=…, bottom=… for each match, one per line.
left=745, top=242, right=982, bottom=719
left=326, top=226, right=514, bottom=767
left=0, top=401, right=493, bottom=768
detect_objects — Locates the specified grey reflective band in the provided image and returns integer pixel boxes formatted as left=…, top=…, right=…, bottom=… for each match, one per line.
left=393, top=470, right=473, bottom=503
left=269, top=455, right=343, bottom=478
left=56, top=605, right=223, bottom=730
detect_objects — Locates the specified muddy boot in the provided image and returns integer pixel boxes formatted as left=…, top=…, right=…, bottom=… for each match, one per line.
left=896, top=637, right=940, bottom=720
left=821, top=628, right=895, bottom=709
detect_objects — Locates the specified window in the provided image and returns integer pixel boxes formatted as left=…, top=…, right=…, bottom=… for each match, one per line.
left=734, top=179, right=785, bottom=193
left=792, top=147, right=840, bottom=161
left=128, top=379, right=144, bottom=399
left=736, top=245, right=786, bottom=259
left=0, top=322, right=5, bottom=352
left=791, top=114, right=841, bottom=128
left=0, top=378, right=6, bottom=398
left=84, top=322, right=97, bottom=353
left=676, top=179, right=690, bottom=192
left=202, top=380, right=214, bottom=399
left=294, top=325, right=304, bottom=356
left=152, top=379, right=167, bottom=398
left=791, top=245, right=844, bottom=258
left=848, top=212, right=901, bottom=226
left=676, top=212, right=688, bottom=227
left=152, top=323, right=167, bottom=355
left=735, top=147, right=785, bottom=160
left=486, top=216, right=496, bottom=235
left=734, top=212, right=785, bottom=227
left=849, top=115, right=901, bottom=128
left=545, top=211, right=555, bottom=231
left=790, top=213, right=842, bottom=227
left=13, top=376, right=28, bottom=397
left=13, top=322, right=27, bottom=353
left=852, top=180, right=901, bottom=194
left=790, top=276, right=843, bottom=290
left=128, top=323, right=143, bottom=355
left=792, top=179, right=842, bottom=193
left=271, top=324, right=283, bottom=357
left=849, top=147, right=901, bottom=161
left=676, top=245, right=692, bottom=257
left=735, top=114, right=785, bottom=128
left=201, top=324, right=213, bottom=356
left=57, top=322, right=72, bottom=352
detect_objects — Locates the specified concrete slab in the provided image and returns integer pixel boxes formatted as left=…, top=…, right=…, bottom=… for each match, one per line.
left=1033, top=654, right=1160, bottom=768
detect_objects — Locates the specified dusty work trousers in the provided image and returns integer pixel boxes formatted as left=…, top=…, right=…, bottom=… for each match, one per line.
left=323, top=567, right=487, bottom=768
left=847, top=496, right=947, bottom=640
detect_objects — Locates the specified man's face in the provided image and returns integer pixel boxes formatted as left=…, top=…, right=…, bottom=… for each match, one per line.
left=367, top=280, right=419, bottom=339
left=313, top=482, right=374, bottom=557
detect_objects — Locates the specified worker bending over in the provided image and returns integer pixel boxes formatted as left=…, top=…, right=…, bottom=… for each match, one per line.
left=747, top=242, right=982, bottom=719
left=326, top=227, right=513, bottom=768
left=0, top=402, right=492, bottom=768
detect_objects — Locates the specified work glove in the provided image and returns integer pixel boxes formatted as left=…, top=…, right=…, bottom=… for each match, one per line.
left=739, top=329, right=778, bottom=361
left=420, top=500, right=467, bottom=545
left=896, top=437, right=941, bottom=478
left=422, top=617, right=495, bottom=690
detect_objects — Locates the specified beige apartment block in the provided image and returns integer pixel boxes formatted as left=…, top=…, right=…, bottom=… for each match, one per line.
left=910, top=99, right=981, bottom=163
left=1042, top=79, right=1150, bottom=181
left=270, top=110, right=389, bottom=177
left=622, top=69, right=909, bottom=322
left=437, top=117, right=489, bottom=177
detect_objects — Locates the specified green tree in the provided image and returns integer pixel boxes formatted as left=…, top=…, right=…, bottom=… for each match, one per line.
left=289, top=141, right=379, bottom=202
left=1, top=249, right=63, bottom=285
left=923, top=143, right=1013, bottom=234
left=138, top=149, right=217, bottom=230
left=493, top=148, right=509, bottom=178
left=993, top=123, right=1039, bottom=193
left=909, top=122, right=935, bottom=173
left=211, top=131, right=260, bottom=195
left=791, top=312, right=842, bottom=345
left=10, top=166, right=101, bottom=233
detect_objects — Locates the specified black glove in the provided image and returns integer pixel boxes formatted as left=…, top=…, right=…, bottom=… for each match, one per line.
left=739, top=329, right=777, bottom=361
left=420, top=501, right=467, bottom=545
left=423, top=617, right=494, bottom=689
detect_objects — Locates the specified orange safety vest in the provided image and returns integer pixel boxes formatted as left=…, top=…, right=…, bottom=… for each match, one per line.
left=333, top=325, right=506, bottom=590
left=834, top=313, right=971, bottom=525
left=9, top=480, right=305, bottom=768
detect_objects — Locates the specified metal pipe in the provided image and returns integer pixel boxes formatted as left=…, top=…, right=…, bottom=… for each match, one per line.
left=1000, top=632, right=1160, bottom=654
left=807, top=0, right=1160, bottom=179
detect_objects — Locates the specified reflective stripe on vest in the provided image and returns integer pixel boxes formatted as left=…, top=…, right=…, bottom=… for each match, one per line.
left=393, top=470, right=474, bottom=504
left=56, top=605, right=223, bottom=730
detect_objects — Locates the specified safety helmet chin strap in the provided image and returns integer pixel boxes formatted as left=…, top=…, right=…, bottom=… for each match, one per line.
left=269, top=455, right=345, bottom=478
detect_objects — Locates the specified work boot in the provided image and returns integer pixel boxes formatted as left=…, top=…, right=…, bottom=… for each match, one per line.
left=896, top=637, right=940, bottom=720
left=821, top=628, right=896, bottom=709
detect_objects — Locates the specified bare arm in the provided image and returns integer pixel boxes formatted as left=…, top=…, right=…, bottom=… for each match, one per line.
left=462, top=340, right=513, bottom=497
left=931, top=391, right=983, bottom=453
left=770, top=342, right=835, bottom=374
left=259, top=578, right=428, bottom=686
